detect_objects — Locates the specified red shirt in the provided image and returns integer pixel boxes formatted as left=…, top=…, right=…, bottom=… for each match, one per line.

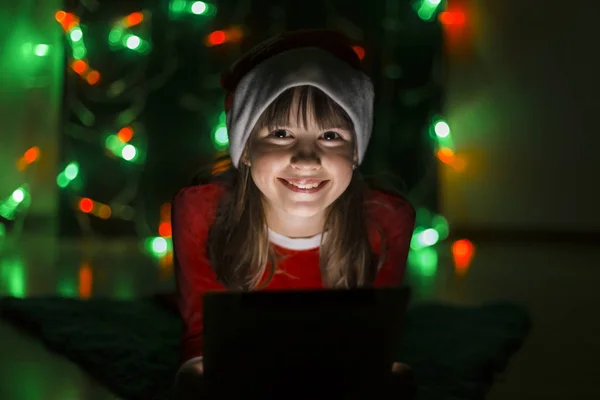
left=172, top=182, right=415, bottom=364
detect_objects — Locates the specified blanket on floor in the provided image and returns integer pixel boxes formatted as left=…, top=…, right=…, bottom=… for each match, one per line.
left=0, top=295, right=530, bottom=400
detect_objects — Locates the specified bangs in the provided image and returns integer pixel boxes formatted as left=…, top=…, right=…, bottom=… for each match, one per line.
left=253, top=86, right=354, bottom=134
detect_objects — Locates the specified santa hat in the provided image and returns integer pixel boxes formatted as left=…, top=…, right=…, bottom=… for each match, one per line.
left=220, top=29, right=374, bottom=168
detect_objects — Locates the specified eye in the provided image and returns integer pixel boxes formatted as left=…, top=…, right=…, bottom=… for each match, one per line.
left=268, top=129, right=291, bottom=139
left=322, top=131, right=343, bottom=141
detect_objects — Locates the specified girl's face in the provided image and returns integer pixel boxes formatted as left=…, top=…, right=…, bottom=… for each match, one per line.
left=248, top=95, right=356, bottom=233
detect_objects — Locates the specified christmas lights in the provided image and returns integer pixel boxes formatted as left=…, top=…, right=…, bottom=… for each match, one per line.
left=1, top=4, right=466, bottom=279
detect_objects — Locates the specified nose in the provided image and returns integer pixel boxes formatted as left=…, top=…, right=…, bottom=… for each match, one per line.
left=290, top=143, right=321, bottom=171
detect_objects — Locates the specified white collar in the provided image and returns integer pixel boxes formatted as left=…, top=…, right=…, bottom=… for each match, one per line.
left=268, top=228, right=323, bottom=250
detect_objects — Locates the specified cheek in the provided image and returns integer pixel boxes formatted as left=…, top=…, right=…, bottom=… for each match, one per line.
left=327, top=154, right=354, bottom=177
left=333, top=168, right=354, bottom=194
left=252, top=151, right=282, bottom=168
left=327, top=156, right=354, bottom=191
left=249, top=154, right=283, bottom=188
left=250, top=143, right=283, bottom=166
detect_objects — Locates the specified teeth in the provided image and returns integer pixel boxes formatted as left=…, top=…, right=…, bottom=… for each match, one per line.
left=287, top=181, right=320, bottom=189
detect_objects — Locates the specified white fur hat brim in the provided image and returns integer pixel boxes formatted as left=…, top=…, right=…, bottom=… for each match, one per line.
left=226, top=47, right=374, bottom=168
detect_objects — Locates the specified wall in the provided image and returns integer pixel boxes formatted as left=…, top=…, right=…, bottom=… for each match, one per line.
left=441, top=0, right=598, bottom=232
left=0, top=0, right=63, bottom=221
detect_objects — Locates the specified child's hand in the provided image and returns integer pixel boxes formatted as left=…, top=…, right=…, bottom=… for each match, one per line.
left=391, top=362, right=411, bottom=375
left=174, top=360, right=205, bottom=398
left=179, top=359, right=204, bottom=376
left=390, top=362, right=417, bottom=397
left=191, top=360, right=204, bottom=375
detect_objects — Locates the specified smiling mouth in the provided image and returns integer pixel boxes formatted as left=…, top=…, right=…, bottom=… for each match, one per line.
left=278, top=178, right=329, bottom=193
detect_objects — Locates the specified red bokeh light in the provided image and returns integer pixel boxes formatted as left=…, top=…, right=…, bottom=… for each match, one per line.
left=125, top=12, right=144, bottom=27
left=208, top=30, right=227, bottom=46
left=55, top=11, right=79, bottom=32
left=439, top=11, right=466, bottom=26
left=118, top=126, right=134, bottom=143
left=452, top=239, right=475, bottom=275
left=437, top=147, right=455, bottom=165
left=159, top=222, right=172, bottom=238
left=72, top=60, right=88, bottom=75
left=24, top=147, right=40, bottom=163
left=452, top=239, right=473, bottom=257
left=79, top=198, right=94, bottom=213
left=352, top=46, right=366, bottom=60
left=55, top=11, right=66, bottom=22
left=86, top=70, right=100, bottom=85
left=79, top=263, right=93, bottom=299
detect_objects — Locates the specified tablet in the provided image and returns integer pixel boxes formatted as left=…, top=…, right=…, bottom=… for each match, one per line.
left=203, top=286, right=411, bottom=398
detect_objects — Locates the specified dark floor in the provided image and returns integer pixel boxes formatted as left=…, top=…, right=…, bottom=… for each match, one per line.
left=1, top=233, right=599, bottom=399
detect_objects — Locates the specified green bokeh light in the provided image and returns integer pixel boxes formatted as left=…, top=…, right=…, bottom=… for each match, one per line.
left=69, top=28, right=83, bottom=42
left=122, top=145, right=137, bottom=161
left=408, top=247, right=438, bottom=277
left=125, top=35, right=141, bottom=49
left=213, top=125, right=229, bottom=149
left=0, top=258, right=26, bottom=298
left=65, top=162, right=79, bottom=180
left=34, top=44, right=49, bottom=56
left=12, top=189, right=25, bottom=203
left=191, top=1, right=207, bottom=14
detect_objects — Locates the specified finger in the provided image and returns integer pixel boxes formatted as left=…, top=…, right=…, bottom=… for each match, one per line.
left=391, top=362, right=410, bottom=374
left=192, top=360, right=204, bottom=375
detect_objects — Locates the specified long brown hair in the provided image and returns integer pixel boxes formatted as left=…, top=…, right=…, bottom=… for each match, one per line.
left=207, top=86, right=386, bottom=290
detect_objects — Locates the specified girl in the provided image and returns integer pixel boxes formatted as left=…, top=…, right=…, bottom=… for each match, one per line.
left=172, top=29, right=416, bottom=398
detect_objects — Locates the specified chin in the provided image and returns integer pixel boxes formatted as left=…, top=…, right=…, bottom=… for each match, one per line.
left=282, top=203, right=326, bottom=218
